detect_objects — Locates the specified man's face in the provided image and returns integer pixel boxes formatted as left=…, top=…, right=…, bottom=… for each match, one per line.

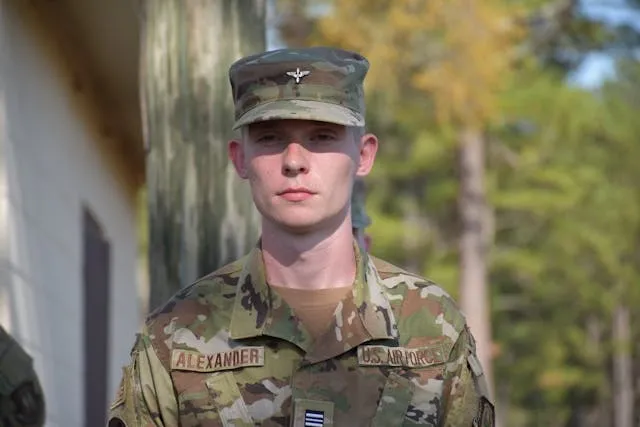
left=229, top=119, right=378, bottom=233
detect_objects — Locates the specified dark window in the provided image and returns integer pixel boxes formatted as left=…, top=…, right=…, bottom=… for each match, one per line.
left=82, top=207, right=111, bottom=427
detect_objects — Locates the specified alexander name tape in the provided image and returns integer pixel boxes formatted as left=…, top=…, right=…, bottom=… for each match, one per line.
left=171, top=347, right=265, bottom=372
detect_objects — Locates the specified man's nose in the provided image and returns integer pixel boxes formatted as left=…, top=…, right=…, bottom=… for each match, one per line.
left=282, top=142, right=309, bottom=176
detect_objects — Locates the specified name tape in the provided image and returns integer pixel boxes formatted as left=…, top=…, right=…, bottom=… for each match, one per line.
left=171, top=347, right=264, bottom=373
left=357, top=344, right=449, bottom=368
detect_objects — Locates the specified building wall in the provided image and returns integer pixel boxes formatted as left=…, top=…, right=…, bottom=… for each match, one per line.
left=0, top=1, right=141, bottom=426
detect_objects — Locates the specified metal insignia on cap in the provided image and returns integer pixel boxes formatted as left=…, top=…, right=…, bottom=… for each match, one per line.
left=286, top=67, right=310, bottom=83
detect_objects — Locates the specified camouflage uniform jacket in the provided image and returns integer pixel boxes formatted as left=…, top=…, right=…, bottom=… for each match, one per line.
left=108, top=244, right=494, bottom=427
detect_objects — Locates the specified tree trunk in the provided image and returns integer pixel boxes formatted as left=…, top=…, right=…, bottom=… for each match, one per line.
left=577, top=316, right=607, bottom=427
left=612, top=304, right=633, bottom=427
left=458, top=127, right=494, bottom=398
left=139, top=0, right=265, bottom=312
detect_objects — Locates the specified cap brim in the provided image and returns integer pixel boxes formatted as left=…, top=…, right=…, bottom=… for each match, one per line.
left=232, top=99, right=364, bottom=130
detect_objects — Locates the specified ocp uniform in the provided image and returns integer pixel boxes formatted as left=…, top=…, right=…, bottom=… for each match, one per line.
left=108, top=243, right=493, bottom=426
left=107, top=46, right=494, bottom=427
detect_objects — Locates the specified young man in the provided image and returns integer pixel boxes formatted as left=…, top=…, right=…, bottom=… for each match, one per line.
left=108, top=47, right=494, bottom=427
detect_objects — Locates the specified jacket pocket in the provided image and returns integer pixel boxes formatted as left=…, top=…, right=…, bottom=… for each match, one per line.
left=172, top=371, right=254, bottom=427
left=369, top=367, right=446, bottom=426
left=370, top=372, right=415, bottom=427
left=205, top=372, right=255, bottom=427
left=404, top=373, right=445, bottom=425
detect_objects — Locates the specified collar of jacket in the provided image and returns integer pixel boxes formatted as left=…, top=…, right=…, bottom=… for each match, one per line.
left=228, top=239, right=399, bottom=363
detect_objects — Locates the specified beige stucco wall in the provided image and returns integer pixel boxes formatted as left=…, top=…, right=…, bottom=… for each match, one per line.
left=0, top=1, right=141, bottom=426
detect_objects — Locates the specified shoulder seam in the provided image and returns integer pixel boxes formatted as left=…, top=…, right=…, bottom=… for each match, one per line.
left=370, top=256, right=430, bottom=281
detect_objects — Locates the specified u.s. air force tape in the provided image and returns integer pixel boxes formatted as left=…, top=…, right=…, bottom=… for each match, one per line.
left=171, top=347, right=265, bottom=373
left=357, top=344, right=449, bottom=368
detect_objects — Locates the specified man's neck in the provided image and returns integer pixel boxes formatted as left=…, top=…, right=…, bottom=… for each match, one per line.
left=260, top=219, right=357, bottom=290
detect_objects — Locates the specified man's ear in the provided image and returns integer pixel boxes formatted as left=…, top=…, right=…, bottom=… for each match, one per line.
left=356, top=133, right=378, bottom=177
left=228, top=139, right=248, bottom=179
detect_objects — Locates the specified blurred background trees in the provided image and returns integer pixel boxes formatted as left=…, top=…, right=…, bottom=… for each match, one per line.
left=272, top=0, right=640, bottom=425
left=139, top=0, right=640, bottom=425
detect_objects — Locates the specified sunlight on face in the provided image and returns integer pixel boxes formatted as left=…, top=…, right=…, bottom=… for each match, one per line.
left=229, top=119, right=376, bottom=234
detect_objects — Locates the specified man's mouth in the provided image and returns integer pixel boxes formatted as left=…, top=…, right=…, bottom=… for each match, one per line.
left=278, top=187, right=316, bottom=201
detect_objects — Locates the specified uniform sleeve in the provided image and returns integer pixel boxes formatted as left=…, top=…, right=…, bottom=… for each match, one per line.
left=441, top=326, right=495, bottom=427
left=107, top=331, right=179, bottom=427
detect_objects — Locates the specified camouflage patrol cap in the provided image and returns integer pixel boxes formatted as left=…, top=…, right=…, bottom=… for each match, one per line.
left=228, top=46, right=369, bottom=130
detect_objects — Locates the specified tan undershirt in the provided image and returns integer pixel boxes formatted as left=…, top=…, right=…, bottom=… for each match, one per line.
left=270, top=285, right=353, bottom=339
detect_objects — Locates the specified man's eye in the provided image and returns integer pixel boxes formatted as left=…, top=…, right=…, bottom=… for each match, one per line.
left=256, top=134, right=280, bottom=144
left=311, top=133, right=337, bottom=142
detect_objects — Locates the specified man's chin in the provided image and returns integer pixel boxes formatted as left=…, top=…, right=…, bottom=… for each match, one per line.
left=264, top=214, right=325, bottom=235
left=277, top=219, right=319, bottom=235
left=260, top=206, right=347, bottom=235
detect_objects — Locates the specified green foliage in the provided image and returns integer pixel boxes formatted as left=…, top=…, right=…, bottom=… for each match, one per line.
left=275, top=0, right=640, bottom=423
left=489, top=63, right=640, bottom=422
